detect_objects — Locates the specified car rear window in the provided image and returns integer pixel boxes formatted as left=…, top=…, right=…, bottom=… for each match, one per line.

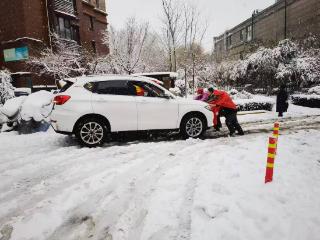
left=59, top=81, right=74, bottom=93
left=94, top=80, right=135, bottom=96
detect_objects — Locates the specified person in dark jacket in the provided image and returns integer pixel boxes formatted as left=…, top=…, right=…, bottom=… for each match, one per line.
left=207, top=87, right=244, bottom=136
left=276, top=85, right=289, bottom=117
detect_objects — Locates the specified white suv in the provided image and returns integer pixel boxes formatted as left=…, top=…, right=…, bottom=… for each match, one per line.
left=51, top=76, right=213, bottom=147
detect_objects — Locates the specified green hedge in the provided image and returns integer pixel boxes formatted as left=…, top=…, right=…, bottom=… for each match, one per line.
left=291, top=95, right=320, bottom=108
left=237, top=102, right=274, bottom=111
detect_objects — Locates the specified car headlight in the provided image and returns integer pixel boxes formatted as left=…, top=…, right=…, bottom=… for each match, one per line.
left=205, top=105, right=212, bottom=111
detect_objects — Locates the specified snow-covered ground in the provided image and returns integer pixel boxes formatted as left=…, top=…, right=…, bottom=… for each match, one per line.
left=1, top=105, right=320, bottom=240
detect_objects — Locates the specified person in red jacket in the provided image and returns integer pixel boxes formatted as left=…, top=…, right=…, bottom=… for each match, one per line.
left=207, top=87, right=244, bottom=136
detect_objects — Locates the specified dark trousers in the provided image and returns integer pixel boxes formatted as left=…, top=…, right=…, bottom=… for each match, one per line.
left=215, top=115, right=222, bottom=130
left=220, top=108, right=244, bottom=135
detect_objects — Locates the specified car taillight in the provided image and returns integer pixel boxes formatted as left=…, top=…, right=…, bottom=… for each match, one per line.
left=53, top=95, right=71, bottom=105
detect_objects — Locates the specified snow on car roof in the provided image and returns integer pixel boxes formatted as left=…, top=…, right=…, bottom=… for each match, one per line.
left=132, top=72, right=178, bottom=78
left=65, top=75, right=161, bottom=84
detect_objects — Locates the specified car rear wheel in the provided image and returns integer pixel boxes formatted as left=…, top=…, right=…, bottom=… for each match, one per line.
left=75, top=118, right=108, bottom=147
left=180, top=114, right=205, bottom=139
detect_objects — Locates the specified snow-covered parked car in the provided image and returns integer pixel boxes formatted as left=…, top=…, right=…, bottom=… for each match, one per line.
left=0, top=91, right=53, bottom=132
left=14, top=87, right=31, bottom=97
left=51, top=75, right=213, bottom=147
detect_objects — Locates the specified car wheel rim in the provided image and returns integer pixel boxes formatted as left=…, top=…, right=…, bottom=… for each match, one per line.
left=186, top=117, right=203, bottom=137
left=80, top=122, right=104, bottom=145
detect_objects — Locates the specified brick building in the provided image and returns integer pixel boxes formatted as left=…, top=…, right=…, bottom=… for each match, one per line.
left=213, top=0, right=320, bottom=62
left=0, top=0, right=109, bottom=89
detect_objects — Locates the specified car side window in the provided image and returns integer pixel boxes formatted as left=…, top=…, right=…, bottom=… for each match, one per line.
left=94, top=80, right=135, bottom=96
left=130, top=81, right=166, bottom=98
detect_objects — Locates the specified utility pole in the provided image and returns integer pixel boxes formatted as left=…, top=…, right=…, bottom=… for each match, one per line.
left=284, top=0, right=287, bottom=39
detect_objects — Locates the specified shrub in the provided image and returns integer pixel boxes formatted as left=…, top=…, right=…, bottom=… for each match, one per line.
left=232, top=92, right=275, bottom=111
left=291, top=94, right=320, bottom=108
left=308, top=86, right=320, bottom=95
left=236, top=101, right=274, bottom=111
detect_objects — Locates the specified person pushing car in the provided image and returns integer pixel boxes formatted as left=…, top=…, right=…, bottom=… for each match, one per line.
left=206, top=87, right=244, bottom=136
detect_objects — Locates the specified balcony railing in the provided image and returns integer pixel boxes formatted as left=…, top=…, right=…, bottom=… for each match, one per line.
left=53, top=0, right=76, bottom=15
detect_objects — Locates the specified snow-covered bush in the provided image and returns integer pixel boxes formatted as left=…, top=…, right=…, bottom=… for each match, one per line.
left=291, top=94, right=320, bottom=108
left=230, top=91, right=274, bottom=112
left=235, top=95, right=275, bottom=111
left=228, top=89, right=253, bottom=99
left=0, top=70, right=14, bottom=105
left=214, top=38, right=320, bottom=91
left=307, top=86, right=320, bottom=95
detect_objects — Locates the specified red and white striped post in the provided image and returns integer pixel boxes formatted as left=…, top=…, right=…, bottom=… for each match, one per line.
left=265, top=137, right=277, bottom=183
left=273, top=122, right=280, bottom=138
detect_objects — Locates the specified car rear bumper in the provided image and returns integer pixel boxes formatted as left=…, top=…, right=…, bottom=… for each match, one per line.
left=50, top=123, right=73, bottom=135
left=51, top=108, right=78, bottom=133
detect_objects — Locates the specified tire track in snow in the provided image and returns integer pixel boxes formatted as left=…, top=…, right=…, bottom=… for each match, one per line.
left=44, top=141, right=196, bottom=240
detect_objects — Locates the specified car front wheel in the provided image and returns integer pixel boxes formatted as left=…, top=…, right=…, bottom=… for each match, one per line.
left=75, top=118, right=108, bottom=147
left=180, top=114, right=205, bottom=139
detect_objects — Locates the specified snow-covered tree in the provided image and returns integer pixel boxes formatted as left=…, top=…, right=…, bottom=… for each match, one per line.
left=103, top=17, right=149, bottom=74
left=139, top=33, right=168, bottom=72
left=0, top=70, right=14, bottom=105
left=28, top=34, right=86, bottom=84
left=276, top=52, right=320, bottom=88
left=215, top=38, right=320, bottom=91
left=161, top=0, right=183, bottom=72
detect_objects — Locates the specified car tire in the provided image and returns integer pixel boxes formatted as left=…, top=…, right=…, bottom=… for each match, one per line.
left=180, top=114, right=205, bottom=139
left=75, top=118, right=108, bottom=147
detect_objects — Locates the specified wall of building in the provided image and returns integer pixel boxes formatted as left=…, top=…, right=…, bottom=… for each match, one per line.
left=0, top=0, right=109, bottom=89
left=77, top=0, right=109, bottom=56
left=0, top=0, right=51, bottom=88
left=214, top=0, right=320, bottom=62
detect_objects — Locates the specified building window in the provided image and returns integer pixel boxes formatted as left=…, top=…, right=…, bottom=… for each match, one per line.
left=240, top=29, right=246, bottom=41
left=240, top=52, right=244, bottom=60
left=91, top=41, right=96, bottom=54
left=54, top=15, right=80, bottom=43
left=96, top=0, right=100, bottom=8
left=246, top=25, right=252, bottom=41
left=226, top=35, right=232, bottom=48
left=89, top=16, right=94, bottom=31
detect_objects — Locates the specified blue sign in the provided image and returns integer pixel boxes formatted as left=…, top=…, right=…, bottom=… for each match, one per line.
left=4, top=46, right=29, bottom=62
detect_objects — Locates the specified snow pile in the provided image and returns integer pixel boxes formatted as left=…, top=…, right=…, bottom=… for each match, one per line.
left=20, top=91, right=53, bottom=121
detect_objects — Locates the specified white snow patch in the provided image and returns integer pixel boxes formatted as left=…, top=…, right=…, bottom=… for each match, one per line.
left=0, top=96, right=26, bottom=117
left=20, top=91, right=53, bottom=121
left=0, top=126, right=320, bottom=239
